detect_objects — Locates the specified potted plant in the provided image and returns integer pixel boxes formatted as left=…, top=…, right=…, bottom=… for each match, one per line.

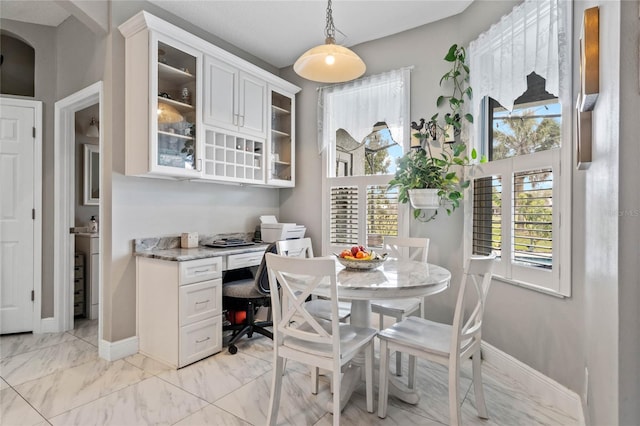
left=388, top=44, right=480, bottom=221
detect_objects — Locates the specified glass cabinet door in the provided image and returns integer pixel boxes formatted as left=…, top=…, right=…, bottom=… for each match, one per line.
left=154, top=40, right=200, bottom=176
left=268, top=90, right=294, bottom=186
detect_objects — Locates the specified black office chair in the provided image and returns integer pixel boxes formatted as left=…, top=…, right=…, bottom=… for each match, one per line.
left=222, top=242, right=278, bottom=354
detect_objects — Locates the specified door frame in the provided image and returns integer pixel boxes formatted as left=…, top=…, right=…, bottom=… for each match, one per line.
left=53, top=81, right=103, bottom=335
left=0, top=96, right=43, bottom=333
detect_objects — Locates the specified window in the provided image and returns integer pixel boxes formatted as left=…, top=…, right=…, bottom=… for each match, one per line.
left=468, top=0, right=571, bottom=296
left=320, top=68, right=410, bottom=254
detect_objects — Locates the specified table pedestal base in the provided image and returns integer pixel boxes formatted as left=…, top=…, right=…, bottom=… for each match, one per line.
left=326, top=295, right=421, bottom=416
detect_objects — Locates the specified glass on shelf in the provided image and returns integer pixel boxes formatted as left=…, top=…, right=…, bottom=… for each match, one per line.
left=157, top=132, right=195, bottom=170
left=154, top=39, right=198, bottom=174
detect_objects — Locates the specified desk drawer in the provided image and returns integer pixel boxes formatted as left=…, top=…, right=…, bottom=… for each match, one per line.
left=179, top=257, right=222, bottom=285
left=179, top=279, right=222, bottom=326
left=227, top=250, right=266, bottom=270
left=179, top=316, right=222, bottom=367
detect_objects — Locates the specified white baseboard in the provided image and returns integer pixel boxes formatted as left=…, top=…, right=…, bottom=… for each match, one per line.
left=481, top=342, right=585, bottom=425
left=99, top=336, right=139, bottom=361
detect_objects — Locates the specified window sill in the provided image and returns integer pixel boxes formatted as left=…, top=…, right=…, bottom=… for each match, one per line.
left=492, top=275, right=569, bottom=299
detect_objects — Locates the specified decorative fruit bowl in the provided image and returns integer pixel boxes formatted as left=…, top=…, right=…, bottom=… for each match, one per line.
left=334, top=246, right=388, bottom=270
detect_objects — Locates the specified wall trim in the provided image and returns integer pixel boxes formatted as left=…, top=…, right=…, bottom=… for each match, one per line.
left=98, top=336, right=139, bottom=361
left=481, top=342, right=585, bottom=425
left=53, top=81, right=103, bottom=336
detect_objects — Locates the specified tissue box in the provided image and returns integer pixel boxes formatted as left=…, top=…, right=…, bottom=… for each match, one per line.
left=181, top=232, right=199, bottom=248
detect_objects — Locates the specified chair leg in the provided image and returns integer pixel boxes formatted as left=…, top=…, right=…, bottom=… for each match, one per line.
left=267, top=355, right=285, bottom=426
left=332, top=368, right=341, bottom=426
left=448, top=359, right=461, bottom=426
left=311, top=366, right=319, bottom=395
left=395, top=314, right=402, bottom=376
left=408, top=354, right=417, bottom=390
left=365, top=341, right=374, bottom=413
left=377, top=340, right=390, bottom=418
left=472, top=350, right=489, bottom=419
left=378, top=313, right=384, bottom=331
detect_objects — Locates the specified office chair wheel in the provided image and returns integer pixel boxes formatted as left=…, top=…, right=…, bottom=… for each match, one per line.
left=228, top=344, right=238, bottom=354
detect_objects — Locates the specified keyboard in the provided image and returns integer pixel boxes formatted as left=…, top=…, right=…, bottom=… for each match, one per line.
left=206, top=239, right=255, bottom=248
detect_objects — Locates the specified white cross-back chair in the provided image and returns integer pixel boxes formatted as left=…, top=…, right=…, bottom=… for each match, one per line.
left=371, top=236, right=429, bottom=375
left=377, top=254, right=496, bottom=426
left=276, top=238, right=351, bottom=321
left=265, top=253, right=376, bottom=426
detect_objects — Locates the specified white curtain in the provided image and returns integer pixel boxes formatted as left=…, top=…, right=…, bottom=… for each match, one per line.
left=468, top=0, right=570, bottom=115
left=317, top=67, right=410, bottom=154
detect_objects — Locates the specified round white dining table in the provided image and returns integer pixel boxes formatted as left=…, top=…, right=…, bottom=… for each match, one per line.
left=313, top=258, right=452, bottom=411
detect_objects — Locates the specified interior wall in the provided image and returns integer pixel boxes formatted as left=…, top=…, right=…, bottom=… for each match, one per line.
left=0, top=33, right=35, bottom=96
left=280, top=0, right=589, bottom=396
left=105, top=1, right=283, bottom=341
left=55, top=15, right=106, bottom=101
left=574, top=1, right=621, bottom=425
left=617, top=1, right=639, bottom=424
left=0, top=18, right=57, bottom=317
left=74, top=105, right=99, bottom=226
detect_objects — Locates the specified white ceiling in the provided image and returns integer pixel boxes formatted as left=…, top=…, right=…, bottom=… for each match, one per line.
left=1, top=0, right=473, bottom=68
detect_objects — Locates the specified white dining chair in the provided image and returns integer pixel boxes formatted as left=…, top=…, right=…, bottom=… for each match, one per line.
left=265, top=253, right=376, bottom=426
left=276, top=238, right=351, bottom=390
left=276, top=238, right=351, bottom=321
left=371, top=236, right=429, bottom=375
left=377, top=254, right=496, bottom=426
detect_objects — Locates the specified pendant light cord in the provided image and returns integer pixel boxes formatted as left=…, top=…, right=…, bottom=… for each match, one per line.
left=324, top=0, right=336, bottom=43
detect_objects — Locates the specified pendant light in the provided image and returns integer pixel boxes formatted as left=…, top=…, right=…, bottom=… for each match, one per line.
left=294, top=0, right=366, bottom=83
left=86, top=117, right=99, bottom=138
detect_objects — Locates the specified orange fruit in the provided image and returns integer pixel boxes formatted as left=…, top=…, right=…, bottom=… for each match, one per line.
left=355, top=251, right=367, bottom=259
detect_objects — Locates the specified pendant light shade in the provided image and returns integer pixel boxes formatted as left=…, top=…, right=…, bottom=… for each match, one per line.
left=294, top=0, right=365, bottom=83
left=86, top=117, right=99, bottom=138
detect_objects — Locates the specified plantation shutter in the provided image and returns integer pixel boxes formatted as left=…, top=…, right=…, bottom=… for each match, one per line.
left=472, top=175, right=502, bottom=258
left=512, top=168, right=553, bottom=270
left=330, top=186, right=358, bottom=245
left=366, top=185, right=398, bottom=248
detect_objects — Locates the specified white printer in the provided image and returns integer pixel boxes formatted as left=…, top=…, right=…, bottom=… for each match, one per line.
left=259, top=215, right=306, bottom=243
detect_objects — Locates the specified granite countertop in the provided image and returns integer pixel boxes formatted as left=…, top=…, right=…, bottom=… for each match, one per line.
left=133, top=233, right=269, bottom=262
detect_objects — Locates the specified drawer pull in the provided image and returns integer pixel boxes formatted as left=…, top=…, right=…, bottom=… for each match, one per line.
left=195, top=337, right=210, bottom=344
left=194, top=269, right=209, bottom=273
left=195, top=299, right=210, bottom=305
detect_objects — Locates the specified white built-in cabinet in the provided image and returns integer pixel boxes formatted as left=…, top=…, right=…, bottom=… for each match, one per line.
left=203, top=56, right=267, bottom=139
left=137, top=256, right=223, bottom=368
left=119, top=11, right=300, bottom=187
left=268, top=89, right=295, bottom=187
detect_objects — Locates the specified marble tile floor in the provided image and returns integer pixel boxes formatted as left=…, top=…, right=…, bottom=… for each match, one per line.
left=0, top=321, right=579, bottom=426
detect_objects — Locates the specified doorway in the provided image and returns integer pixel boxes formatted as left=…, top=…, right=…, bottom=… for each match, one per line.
left=54, top=82, right=103, bottom=344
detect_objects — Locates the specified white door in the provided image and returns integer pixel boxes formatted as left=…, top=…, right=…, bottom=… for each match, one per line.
left=203, top=56, right=238, bottom=132
left=239, top=72, right=266, bottom=139
left=0, top=103, right=37, bottom=334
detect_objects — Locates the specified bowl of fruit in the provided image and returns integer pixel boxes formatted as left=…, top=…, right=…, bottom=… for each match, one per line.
left=335, top=246, right=388, bottom=270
